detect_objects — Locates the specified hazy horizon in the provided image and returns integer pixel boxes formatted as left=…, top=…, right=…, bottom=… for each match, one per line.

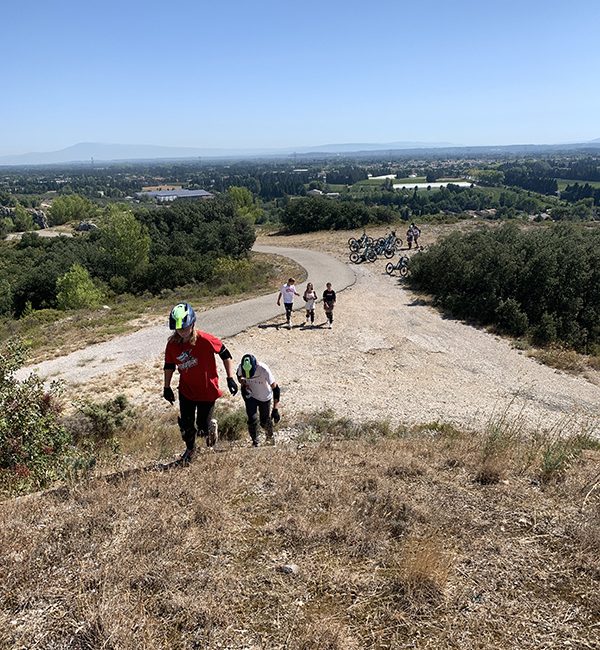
left=2, top=0, right=599, bottom=157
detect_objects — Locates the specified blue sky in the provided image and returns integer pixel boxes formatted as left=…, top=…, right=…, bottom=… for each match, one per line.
left=2, top=0, right=599, bottom=155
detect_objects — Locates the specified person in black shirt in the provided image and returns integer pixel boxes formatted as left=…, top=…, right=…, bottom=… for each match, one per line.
left=322, top=282, right=336, bottom=329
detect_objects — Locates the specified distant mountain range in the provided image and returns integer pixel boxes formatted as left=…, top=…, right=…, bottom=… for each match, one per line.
left=1, top=139, right=599, bottom=166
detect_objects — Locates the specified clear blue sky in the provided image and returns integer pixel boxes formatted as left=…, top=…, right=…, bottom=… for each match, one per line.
left=2, top=0, right=599, bottom=155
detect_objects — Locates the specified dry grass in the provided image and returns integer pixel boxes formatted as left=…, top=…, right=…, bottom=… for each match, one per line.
left=1, top=414, right=599, bottom=649
left=529, top=347, right=587, bottom=374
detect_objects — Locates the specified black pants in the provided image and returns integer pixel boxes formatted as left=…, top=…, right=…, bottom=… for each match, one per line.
left=244, top=396, right=273, bottom=442
left=284, top=302, right=293, bottom=322
left=178, top=392, right=215, bottom=450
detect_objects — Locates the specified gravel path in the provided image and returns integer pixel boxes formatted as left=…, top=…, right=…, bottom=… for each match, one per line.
left=17, top=237, right=600, bottom=437
left=16, top=245, right=355, bottom=386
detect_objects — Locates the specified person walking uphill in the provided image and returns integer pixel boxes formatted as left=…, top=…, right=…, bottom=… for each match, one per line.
left=303, top=282, right=317, bottom=327
left=236, top=353, right=281, bottom=447
left=163, top=302, right=238, bottom=464
left=323, top=282, right=336, bottom=329
left=277, top=278, right=300, bottom=329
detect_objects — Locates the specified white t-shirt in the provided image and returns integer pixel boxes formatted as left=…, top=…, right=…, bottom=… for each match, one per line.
left=304, top=290, right=317, bottom=310
left=236, top=360, right=275, bottom=402
left=280, top=284, right=297, bottom=304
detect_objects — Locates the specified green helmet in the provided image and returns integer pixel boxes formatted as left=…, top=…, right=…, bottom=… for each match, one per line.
left=169, top=302, right=196, bottom=330
left=240, top=354, right=257, bottom=378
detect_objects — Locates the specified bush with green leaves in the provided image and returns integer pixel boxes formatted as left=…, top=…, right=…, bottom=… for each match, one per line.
left=0, top=338, right=71, bottom=494
left=410, top=222, right=600, bottom=351
left=68, top=394, right=133, bottom=450
left=48, top=194, right=98, bottom=226
left=56, top=263, right=104, bottom=310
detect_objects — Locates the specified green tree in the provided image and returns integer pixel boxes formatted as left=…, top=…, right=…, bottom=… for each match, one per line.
left=12, top=205, right=34, bottom=231
left=227, top=186, right=262, bottom=223
left=0, top=279, right=13, bottom=316
left=56, top=264, right=104, bottom=310
left=472, top=169, right=505, bottom=186
left=0, top=217, right=14, bottom=238
left=48, top=194, right=97, bottom=226
left=97, top=207, right=150, bottom=282
left=227, top=186, right=254, bottom=209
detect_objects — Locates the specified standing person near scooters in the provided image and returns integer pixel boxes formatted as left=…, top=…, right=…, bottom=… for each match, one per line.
left=236, top=353, right=281, bottom=447
left=277, top=277, right=300, bottom=329
left=322, top=282, right=337, bottom=329
left=302, top=282, right=317, bottom=327
left=411, top=222, right=422, bottom=249
left=406, top=225, right=414, bottom=250
left=163, top=302, right=238, bottom=464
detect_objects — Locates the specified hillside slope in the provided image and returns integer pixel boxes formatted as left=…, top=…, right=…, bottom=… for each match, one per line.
left=1, top=229, right=599, bottom=649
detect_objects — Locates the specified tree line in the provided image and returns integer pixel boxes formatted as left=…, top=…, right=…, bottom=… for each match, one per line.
left=0, top=197, right=255, bottom=318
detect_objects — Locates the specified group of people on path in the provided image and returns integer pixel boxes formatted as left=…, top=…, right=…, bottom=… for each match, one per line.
left=277, top=278, right=336, bottom=329
left=163, top=280, right=337, bottom=461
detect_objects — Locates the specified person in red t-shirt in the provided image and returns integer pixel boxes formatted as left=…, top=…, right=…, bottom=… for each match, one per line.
left=163, top=302, right=238, bottom=463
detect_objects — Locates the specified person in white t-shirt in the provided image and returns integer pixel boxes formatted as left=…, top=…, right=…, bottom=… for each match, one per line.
left=277, top=277, right=300, bottom=329
left=236, top=353, right=281, bottom=447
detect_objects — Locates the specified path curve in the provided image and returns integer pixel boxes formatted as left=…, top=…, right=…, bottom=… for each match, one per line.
left=16, top=245, right=355, bottom=385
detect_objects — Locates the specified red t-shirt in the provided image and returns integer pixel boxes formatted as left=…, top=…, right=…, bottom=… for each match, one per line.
left=164, top=330, right=224, bottom=402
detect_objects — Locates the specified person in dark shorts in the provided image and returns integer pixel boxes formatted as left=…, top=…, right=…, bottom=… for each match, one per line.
left=322, top=282, right=336, bottom=329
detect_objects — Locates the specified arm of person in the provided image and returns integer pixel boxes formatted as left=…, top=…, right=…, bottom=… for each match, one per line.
left=218, top=344, right=238, bottom=394
left=163, top=365, right=176, bottom=403
left=271, top=382, right=281, bottom=422
left=277, top=290, right=282, bottom=305
left=271, top=382, right=280, bottom=408
left=222, top=356, right=235, bottom=379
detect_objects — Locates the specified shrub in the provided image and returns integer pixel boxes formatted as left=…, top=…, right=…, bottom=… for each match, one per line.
left=495, top=298, right=529, bottom=336
left=0, top=338, right=71, bottom=494
left=532, top=312, right=558, bottom=345
left=538, top=433, right=600, bottom=483
left=56, top=263, right=104, bottom=310
left=68, top=394, right=133, bottom=449
left=215, top=406, right=247, bottom=442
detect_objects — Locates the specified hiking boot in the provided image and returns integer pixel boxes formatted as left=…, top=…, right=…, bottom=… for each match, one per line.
left=179, top=448, right=195, bottom=465
left=206, top=419, right=218, bottom=447
left=265, top=433, right=275, bottom=446
left=328, top=322, right=332, bottom=329
left=287, top=322, right=292, bottom=330
left=251, top=437, right=259, bottom=447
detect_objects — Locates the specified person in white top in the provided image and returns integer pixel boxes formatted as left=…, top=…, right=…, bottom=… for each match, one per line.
left=302, top=282, right=317, bottom=327
left=236, top=353, right=281, bottom=447
left=277, top=277, right=300, bottom=329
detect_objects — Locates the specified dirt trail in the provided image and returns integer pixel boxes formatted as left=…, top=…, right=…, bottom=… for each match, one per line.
left=30, top=229, right=600, bottom=436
